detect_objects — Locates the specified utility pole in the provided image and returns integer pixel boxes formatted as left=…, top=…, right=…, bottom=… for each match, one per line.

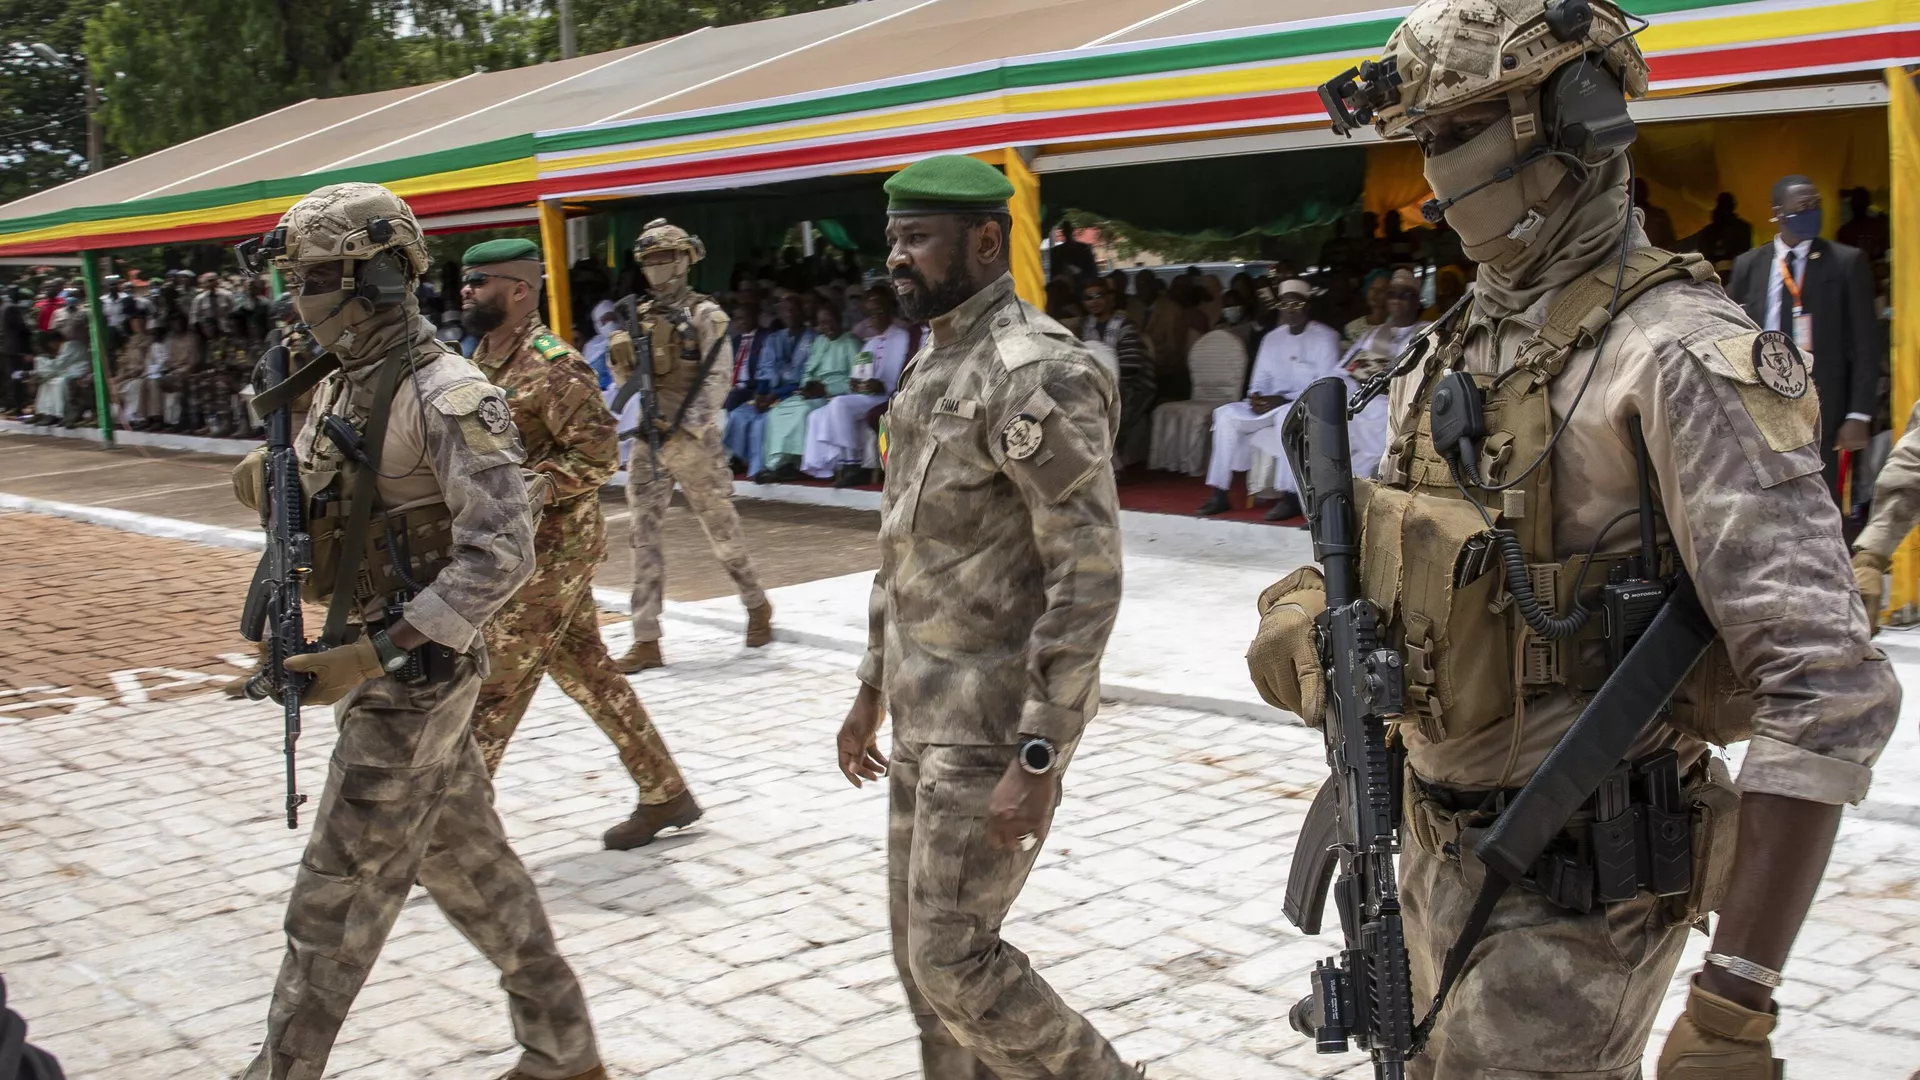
left=30, top=43, right=101, bottom=173
left=558, top=0, right=577, bottom=59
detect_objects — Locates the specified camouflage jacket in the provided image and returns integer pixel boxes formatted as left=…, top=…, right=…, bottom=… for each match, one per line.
left=1855, top=399, right=1920, bottom=561
left=473, top=312, right=617, bottom=559
left=297, top=317, right=534, bottom=656
left=859, top=273, right=1122, bottom=746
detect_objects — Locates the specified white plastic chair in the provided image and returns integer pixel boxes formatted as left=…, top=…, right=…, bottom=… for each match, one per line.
left=1148, top=330, right=1249, bottom=476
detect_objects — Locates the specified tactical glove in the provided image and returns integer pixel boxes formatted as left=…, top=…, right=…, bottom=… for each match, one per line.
left=1657, top=977, right=1779, bottom=1080
left=282, top=636, right=385, bottom=706
left=1853, top=549, right=1889, bottom=635
left=1247, top=566, right=1327, bottom=725
left=232, top=445, right=269, bottom=512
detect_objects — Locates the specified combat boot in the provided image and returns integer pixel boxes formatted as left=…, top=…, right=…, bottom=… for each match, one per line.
left=495, top=1066, right=608, bottom=1080
left=222, top=640, right=270, bottom=698
left=614, top=639, right=663, bottom=673
left=603, top=789, right=703, bottom=850
left=745, top=600, right=774, bottom=648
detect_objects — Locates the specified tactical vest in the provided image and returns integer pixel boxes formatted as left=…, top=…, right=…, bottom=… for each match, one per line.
left=642, top=301, right=705, bottom=406
left=296, top=350, right=456, bottom=632
left=1362, top=248, right=1753, bottom=748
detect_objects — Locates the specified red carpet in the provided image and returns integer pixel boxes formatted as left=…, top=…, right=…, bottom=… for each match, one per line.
left=734, top=465, right=1305, bottom=527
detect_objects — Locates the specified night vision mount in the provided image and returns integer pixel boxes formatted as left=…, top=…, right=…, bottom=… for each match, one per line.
left=1320, top=57, right=1401, bottom=137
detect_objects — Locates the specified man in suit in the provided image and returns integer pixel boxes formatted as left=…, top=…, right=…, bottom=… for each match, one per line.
left=1729, top=175, right=1881, bottom=499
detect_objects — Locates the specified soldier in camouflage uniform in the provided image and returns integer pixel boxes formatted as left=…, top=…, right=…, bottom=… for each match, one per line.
left=1247, top=3, right=1898, bottom=1076
left=610, top=219, right=772, bottom=672
left=1852, top=401, right=1920, bottom=631
left=835, top=155, right=1140, bottom=1080
left=459, top=238, right=702, bottom=851
left=232, top=184, right=604, bottom=1080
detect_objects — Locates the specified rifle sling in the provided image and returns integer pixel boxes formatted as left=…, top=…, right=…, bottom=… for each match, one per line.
left=1410, top=575, right=1716, bottom=1053
left=248, top=353, right=341, bottom=425
left=319, top=345, right=409, bottom=647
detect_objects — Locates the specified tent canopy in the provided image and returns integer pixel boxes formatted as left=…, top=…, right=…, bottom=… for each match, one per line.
left=2, top=0, right=1916, bottom=256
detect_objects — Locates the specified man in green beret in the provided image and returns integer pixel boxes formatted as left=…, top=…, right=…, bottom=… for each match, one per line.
left=460, top=238, right=704, bottom=851
left=833, top=155, right=1137, bottom=1078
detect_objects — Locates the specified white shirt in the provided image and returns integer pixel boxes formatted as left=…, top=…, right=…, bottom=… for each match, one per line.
left=862, top=323, right=915, bottom=395
left=1248, top=321, right=1343, bottom=399
left=1340, top=321, right=1429, bottom=387
left=1764, top=233, right=1812, bottom=333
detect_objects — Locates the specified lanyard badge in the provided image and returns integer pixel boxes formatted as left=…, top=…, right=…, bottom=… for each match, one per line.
left=1778, top=254, right=1815, bottom=361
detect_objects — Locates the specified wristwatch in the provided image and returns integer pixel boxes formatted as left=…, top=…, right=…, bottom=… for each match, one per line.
left=369, top=627, right=412, bottom=674
left=1017, top=736, right=1058, bottom=776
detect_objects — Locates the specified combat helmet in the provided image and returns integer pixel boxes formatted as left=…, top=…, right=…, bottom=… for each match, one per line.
left=240, top=182, right=429, bottom=352
left=1319, top=0, right=1648, bottom=262
left=632, top=218, right=706, bottom=264
left=1325, top=0, right=1646, bottom=145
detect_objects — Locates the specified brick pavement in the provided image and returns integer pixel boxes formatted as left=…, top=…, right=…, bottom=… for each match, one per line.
left=1, top=516, right=1917, bottom=1078
left=0, top=509, right=257, bottom=717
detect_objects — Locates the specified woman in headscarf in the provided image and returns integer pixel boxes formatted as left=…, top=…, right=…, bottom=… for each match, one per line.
left=1343, top=267, right=1391, bottom=346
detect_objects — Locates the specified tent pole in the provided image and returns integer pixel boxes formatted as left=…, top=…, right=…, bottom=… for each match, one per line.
left=1887, top=66, right=1920, bottom=619
left=1003, top=149, right=1045, bottom=309
left=79, top=251, right=115, bottom=445
left=538, top=199, right=572, bottom=343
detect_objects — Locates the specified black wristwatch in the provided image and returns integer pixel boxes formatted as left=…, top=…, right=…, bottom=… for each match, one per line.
left=1017, top=736, right=1058, bottom=776
left=370, top=627, right=412, bottom=674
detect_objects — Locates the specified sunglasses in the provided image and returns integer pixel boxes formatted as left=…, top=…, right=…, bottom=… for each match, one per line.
left=1387, top=289, right=1420, bottom=301
left=463, top=270, right=511, bottom=287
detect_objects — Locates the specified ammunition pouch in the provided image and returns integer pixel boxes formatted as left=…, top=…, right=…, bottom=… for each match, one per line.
left=1407, top=754, right=1738, bottom=924
left=303, top=494, right=454, bottom=610
left=607, top=330, right=636, bottom=386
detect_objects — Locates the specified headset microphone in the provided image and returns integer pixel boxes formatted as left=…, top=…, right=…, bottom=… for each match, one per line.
left=1420, top=146, right=1588, bottom=224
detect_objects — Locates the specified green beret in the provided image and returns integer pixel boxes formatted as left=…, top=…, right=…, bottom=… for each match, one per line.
left=885, top=155, right=1014, bottom=215
left=462, top=237, right=542, bottom=267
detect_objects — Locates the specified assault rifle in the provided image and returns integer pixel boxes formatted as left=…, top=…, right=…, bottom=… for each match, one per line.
left=1279, top=376, right=1415, bottom=1079
left=608, top=295, right=662, bottom=480
left=238, top=343, right=314, bottom=830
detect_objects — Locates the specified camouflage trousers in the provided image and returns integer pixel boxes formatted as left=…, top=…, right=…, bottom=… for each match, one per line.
left=242, top=658, right=599, bottom=1080
left=626, top=422, right=765, bottom=642
left=888, top=739, right=1134, bottom=1080
left=471, top=547, right=688, bottom=805
left=1401, top=839, right=1689, bottom=1079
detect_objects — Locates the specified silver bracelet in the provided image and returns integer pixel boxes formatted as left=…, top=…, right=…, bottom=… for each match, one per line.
left=1705, top=952, right=1783, bottom=988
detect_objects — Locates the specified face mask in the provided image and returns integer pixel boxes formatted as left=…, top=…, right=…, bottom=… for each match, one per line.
left=1221, top=306, right=1243, bottom=323
left=1783, top=207, right=1822, bottom=241
left=643, top=256, right=687, bottom=289
left=293, top=289, right=373, bottom=351
left=1422, top=120, right=1568, bottom=263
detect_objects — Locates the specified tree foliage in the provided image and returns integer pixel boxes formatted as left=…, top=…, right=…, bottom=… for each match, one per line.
left=5, top=0, right=853, bottom=210
left=0, top=0, right=110, bottom=206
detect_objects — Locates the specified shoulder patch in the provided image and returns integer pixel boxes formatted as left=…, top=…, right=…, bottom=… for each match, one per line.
left=429, top=379, right=497, bottom=417
left=1685, top=328, right=1820, bottom=453
left=531, top=332, right=571, bottom=361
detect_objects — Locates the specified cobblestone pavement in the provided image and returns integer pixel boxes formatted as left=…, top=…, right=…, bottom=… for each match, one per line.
left=1, top=518, right=1917, bottom=1078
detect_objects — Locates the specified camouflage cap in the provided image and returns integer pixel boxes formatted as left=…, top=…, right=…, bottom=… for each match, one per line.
left=633, top=218, right=705, bottom=263
left=1370, top=0, right=1647, bottom=139
left=268, top=182, right=431, bottom=277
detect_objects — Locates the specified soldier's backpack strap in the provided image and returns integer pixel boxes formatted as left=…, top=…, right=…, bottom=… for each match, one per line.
left=1513, top=247, right=1716, bottom=381
left=319, top=343, right=409, bottom=647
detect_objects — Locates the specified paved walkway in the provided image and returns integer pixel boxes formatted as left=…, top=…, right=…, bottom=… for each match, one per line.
left=1, top=515, right=1917, bottom=1079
